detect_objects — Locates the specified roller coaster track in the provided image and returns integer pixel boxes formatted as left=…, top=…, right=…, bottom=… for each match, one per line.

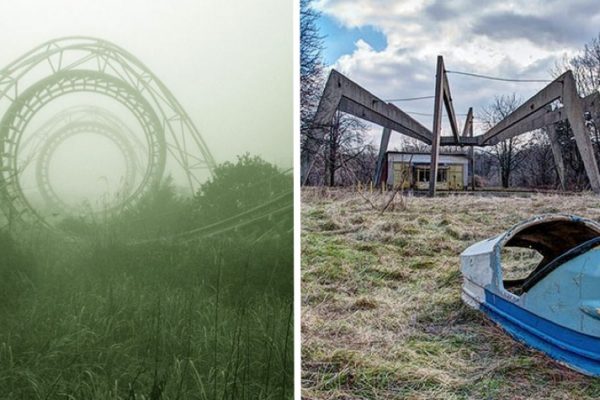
left=132, top=186, right=293, bottom=245
left=0, top=37, right=216, bottom=229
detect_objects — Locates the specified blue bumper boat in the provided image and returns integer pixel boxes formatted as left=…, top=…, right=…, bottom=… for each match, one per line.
left=460, top=214, right=600, bottom=376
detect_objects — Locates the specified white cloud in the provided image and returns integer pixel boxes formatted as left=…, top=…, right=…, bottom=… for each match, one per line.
left=315, top=0, right=596, bottom=138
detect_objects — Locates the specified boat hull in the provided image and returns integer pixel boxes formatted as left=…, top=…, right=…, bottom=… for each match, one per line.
left=479, top=289, right=600, bottom=376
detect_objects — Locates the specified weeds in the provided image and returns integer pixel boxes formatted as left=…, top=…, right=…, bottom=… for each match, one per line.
left=0, top=161, right=293, bottom=399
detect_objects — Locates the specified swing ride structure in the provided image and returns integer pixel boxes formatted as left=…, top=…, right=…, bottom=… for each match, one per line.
left=303, top=56, right=600, bottom=196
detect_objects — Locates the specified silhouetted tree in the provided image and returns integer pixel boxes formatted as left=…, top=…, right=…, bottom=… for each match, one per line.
left=193, top=154, right=291, bottom=226
left=97, top=176, right=190, bottom=239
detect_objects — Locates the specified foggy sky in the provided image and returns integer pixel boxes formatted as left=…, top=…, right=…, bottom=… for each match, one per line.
left=0, top=0, right=292, bottom=168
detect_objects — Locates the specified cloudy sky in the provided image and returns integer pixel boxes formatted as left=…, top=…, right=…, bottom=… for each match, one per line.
left=314, top=0, right=599, bottom=149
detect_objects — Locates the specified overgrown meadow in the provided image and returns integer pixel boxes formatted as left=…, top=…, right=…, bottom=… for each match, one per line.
left=302, top=188, right=600, bottom=400
left=0, top=155, right=293, bottom=399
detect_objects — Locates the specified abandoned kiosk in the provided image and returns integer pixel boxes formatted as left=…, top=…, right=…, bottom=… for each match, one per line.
left=384, top=151, right=470, bottom=190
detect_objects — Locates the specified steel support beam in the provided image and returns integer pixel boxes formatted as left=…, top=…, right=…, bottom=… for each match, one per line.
left=373, top=127, right=391, bottom=186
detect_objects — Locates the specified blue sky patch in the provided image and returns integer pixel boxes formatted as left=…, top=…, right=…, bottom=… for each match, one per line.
left=318, top=14, right=387, bottom=65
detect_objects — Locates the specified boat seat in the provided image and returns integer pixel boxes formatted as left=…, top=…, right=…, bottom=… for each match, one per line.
left=504, top=236, right=600, bottom=294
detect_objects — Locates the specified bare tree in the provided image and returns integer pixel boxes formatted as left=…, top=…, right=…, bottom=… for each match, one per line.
left=479, top=94, right=531, bottom=188
left=349, top=145, right=378, bottom=183
left=299, top=0, right=374, bottom=187
left=300, top=0, right=325, bottom=185
left=326, top=111, right=369, bottom=186
left=399, top=137, right=431, bottom=153
left=511, top=131, right=556, bottom=188
left=555, top=33, right=600, bottom=97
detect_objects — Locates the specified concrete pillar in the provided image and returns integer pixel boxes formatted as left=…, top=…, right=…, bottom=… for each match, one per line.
left=545, top=124, right=566, bottom=190
left=301, top=72, right=343, bottom=185
left=563, top=72, right=600, bottom=194
left=428, top=55, right=444, bottom=197
left=460, top=107, right=475, bottom=191
left=373, top=127, right=391, bottom=186
left=468, top=146, right=475, bottom=191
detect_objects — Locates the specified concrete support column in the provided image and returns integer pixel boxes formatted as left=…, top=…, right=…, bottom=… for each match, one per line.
left=563, top=72, right=600, bottom=193
left=301, top=72, right=343, bottom=185
left=428, top=56, right=444, bottom=197
left=468, top=146, right=475, bottom=190
left=545, top=124, right=566, bottom=190
left=373, top=127, right=391, bottom=186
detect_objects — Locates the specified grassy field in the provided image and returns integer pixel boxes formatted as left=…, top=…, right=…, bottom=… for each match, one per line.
left=301, top=188, right=600, bottom=400
left=0, top=232, right=292, bottom=400
left=0, top=161, right=293, bottom=400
